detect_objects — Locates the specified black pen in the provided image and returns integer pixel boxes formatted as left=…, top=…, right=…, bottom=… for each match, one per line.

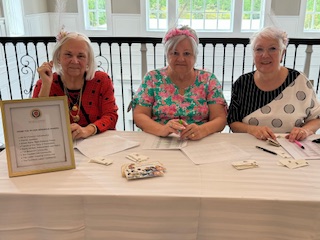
left=256, top=146, right=277, bottom=155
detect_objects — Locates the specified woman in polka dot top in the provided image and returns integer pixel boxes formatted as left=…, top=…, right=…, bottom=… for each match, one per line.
left=227, top=26, right=320, bottom=142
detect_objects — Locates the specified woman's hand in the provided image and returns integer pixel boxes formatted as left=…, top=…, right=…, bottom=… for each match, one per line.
left=37, top=61, right=54, bottom=85
left=286, top=127, right=312, bottom=142
left=37, top=61, right=54, bottom=97
left=180, top=123, right=205, bottom=140
left=158, top=119, right=187, bottom=137
left=70, top=123, right=96, bottom=140
left=247, top=125, right=276, bottom=141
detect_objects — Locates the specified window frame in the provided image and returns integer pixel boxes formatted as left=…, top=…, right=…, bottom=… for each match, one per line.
left=176, top=0, right=235, bottom=32
left=142, top=0, right=271, bottom=38
left=303, top=0, right=320, bottom=32
left=298, top=0, right=320, bottom=38
left=146, top=0, right=168, bottom=31
left=78, top=0, right=113, bottom=36
left=241, top=0, right=266, bottom=31
left=2, top=0, right=25, bottom=36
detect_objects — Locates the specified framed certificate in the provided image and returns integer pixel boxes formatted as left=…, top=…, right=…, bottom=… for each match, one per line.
left=0, top=96, right=75, bottom=177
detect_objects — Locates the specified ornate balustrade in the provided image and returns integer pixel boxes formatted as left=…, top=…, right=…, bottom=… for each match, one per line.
left=0, top=36, right=320, bottom=131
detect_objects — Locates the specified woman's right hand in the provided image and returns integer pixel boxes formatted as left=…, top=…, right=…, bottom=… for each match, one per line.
left=247, top=125, right=276, bottom=141
left=37, top=61, right=54, bottom=85
left=159, top=119, right=187, bottom=137
left=36, top=61, right=54, bottom=97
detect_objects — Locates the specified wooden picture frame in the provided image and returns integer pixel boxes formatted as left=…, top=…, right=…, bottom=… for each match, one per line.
left=0, top=96, right=75, bottom=177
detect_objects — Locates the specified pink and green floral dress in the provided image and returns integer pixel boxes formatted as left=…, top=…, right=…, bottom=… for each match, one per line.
left=132, top=67, right=227, bottom=125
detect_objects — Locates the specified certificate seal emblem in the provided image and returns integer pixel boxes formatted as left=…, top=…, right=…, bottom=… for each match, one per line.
left=31, top=109, right=41, bottom=119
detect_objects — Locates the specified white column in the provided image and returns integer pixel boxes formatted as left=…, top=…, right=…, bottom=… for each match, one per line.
left=140, top=43, right=147, bottom=80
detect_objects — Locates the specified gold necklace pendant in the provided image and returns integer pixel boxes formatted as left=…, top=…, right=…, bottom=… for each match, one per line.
left=63, top=80, right=83, bottom=124
left=72, top=105, right=78, bottom=111
left=73, top=115, right=80, bottom=122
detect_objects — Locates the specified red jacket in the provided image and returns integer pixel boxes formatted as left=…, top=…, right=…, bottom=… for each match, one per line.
left=32, top=71, right=118, bottom=133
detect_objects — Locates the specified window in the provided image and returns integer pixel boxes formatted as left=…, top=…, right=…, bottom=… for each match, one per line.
left=178, top=0, right=233, bottom=31
left=241, top=0, right=265, bottom=31
left=83, top=0, right=107, bottom=30
left=147, top=0, right=167, bottom=30
left=146, top=0, right=265, bottom=32
left=2, top=0, right=25, bottom=36
left=304, top=0, right=320, bottom=31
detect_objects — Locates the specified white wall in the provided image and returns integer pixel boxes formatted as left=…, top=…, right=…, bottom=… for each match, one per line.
left=2, top=0, right=315, bottom=38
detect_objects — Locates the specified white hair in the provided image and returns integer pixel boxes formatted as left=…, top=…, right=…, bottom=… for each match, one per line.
left=52, top=32, right=97, bottom=80
left=250, top=26, right=289, bottom=51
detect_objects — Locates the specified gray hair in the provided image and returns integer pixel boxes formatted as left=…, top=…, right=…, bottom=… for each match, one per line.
left=163, top=26, right=199, bottom=62
left=52, top=32, right=96, bottom=80
left=250, top=26, right=289, bottom=51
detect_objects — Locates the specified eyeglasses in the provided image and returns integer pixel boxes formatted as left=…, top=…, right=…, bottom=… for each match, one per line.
left=253, top=47, right=280, bottom=56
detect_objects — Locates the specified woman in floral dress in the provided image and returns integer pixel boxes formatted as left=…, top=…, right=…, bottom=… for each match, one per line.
left=132, top=26, right=227, bottom=140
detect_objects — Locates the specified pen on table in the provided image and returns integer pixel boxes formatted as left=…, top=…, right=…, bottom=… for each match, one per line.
left=256, top=146, right=277, bottom=155
left=294, top=140, right=305, bottom=149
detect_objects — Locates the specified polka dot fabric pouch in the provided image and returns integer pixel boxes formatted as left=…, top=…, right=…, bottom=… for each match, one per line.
left=121, top=162, right=166, bottom=180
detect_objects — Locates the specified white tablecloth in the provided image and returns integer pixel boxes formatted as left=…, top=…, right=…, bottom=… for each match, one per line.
left=1, top=131, right=320, bottom=240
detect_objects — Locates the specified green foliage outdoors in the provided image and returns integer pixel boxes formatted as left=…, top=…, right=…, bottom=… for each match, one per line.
left=88, top=0, right=106, bottom=27
left=304, top=0, right=320, bottom=30
left=148, top=0, right=320, bottom=30
left=148, top=0, right=260, bottom=19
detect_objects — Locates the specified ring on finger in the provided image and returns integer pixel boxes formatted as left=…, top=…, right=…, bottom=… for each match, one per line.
left=191, top=133, right=195, bottom=138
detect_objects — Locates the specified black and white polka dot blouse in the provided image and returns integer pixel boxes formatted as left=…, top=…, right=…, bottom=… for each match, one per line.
left=227, top=68, right=320, bottom=133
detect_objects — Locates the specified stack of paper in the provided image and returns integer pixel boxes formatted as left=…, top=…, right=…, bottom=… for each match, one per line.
left=74, top=135, right=140, bottom=159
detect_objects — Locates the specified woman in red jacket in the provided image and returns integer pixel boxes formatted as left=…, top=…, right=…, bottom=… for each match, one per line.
left=33, top=30, right=118, bottom=139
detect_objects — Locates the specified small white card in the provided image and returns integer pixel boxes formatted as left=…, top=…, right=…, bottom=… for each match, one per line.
left=88, top=157, right=113, bottom=166
left=232, top=160, right=258, bottom=170
left=278, top=159, right=309, bottom=169
left=126, top=153, right=149, bottom=163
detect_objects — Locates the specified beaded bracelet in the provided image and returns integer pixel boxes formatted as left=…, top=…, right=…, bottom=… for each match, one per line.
left=89, top=123, right=98, bottom=136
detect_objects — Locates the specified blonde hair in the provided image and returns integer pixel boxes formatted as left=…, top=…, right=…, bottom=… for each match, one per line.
left=52, top=32, right=97, bottom=80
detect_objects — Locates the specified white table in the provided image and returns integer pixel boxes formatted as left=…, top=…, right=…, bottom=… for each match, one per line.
left=1, top=131, right=320, bottom=240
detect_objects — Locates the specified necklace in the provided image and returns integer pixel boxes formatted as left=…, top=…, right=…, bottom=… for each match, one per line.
left=63, top=85, right=83, bottom=123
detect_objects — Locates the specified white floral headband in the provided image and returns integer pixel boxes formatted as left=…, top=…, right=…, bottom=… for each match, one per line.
left=56, top=26, right=69, bottom=42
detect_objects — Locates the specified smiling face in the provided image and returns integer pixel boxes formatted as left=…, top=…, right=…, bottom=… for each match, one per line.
left=167, top=38, right=196, bottom=76
left=59, top=37, right=89, bottom=80
left=253, top=37, right=284, bottom=74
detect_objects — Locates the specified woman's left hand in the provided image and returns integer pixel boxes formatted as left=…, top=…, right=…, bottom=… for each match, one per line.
left=70, top=123, right=95, bottom=140
left=286, top=127, right=312, bottom=142
left=180, top=123, right=204, bottom=140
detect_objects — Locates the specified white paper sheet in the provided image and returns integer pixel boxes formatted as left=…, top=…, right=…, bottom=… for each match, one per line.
left=74, top=135, right=140, bottom=159
left=277, top=137, right=320, bottom=159
left=181, top=142, right=251, bottom=164
left=142, top=134, right=187, bottom=149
